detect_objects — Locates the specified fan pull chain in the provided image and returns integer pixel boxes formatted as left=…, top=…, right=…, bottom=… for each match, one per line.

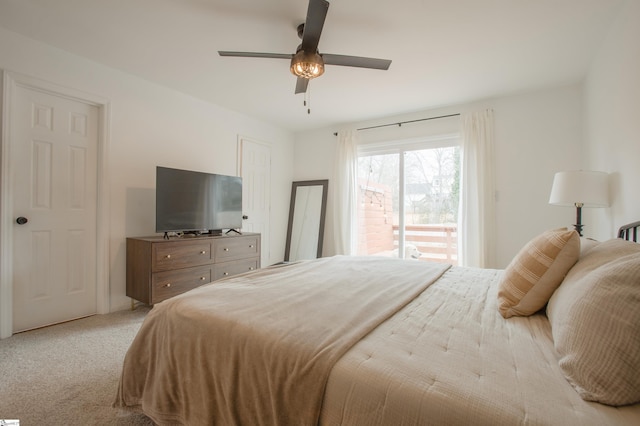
left=304, top=81, right=311, bottom=114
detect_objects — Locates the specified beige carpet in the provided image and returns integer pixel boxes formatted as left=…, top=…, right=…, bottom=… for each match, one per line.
left=0, top=306, right=155, bottom=425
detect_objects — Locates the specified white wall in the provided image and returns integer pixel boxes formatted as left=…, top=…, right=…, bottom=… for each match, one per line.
left=492, top=86, right=583, bottom=266
left=0, top=27, right=294, bottom=311
left=584, top=0, right=640, bottom=239
left=294, top=84, right=584, bottom=268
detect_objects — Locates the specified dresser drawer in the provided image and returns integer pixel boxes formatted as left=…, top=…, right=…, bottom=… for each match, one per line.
left=214, top=236, right=260, bottom=261
left=214, top=258, right=259, bottom=281
left=152, top=240, right=213, bottom=271
left=151, top=265, right=212, bottom=304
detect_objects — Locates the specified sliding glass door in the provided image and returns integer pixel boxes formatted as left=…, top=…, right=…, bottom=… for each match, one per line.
left=357, top=140, right=459, bottom=264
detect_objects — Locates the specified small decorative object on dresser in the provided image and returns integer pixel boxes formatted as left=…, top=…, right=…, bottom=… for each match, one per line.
left=126, top=233, right=260, bottom=305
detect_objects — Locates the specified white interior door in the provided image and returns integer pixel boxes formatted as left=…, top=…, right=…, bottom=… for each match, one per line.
left=11, top=84, right=98, bottom=332
left=238, top=137, right=271, bottom=266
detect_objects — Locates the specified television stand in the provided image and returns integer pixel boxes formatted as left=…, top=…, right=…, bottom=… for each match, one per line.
left=225, top=228, right=242, bottom=235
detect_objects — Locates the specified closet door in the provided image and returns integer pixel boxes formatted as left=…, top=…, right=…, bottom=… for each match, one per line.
left=11, top=85, right=98, bottom=332
left=238, top=137, right=271, bottom=266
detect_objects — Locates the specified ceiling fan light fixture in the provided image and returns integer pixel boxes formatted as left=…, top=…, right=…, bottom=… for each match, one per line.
left=290, top=50, right=324, bottom=79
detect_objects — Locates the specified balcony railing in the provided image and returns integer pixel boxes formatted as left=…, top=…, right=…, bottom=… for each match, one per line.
left=392, top=224, right=457, bottom=265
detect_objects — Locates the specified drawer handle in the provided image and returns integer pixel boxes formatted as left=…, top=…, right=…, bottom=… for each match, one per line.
left=224, top=248, right=229, bottom=252
left=200, top=276, right=206, bottom=281
left=164, top=283, right=171, bottom=288
left=249, top=245, right=254, bottom=248
left=200, top=251, right=206, bottom=254
left=165, top=254, right=171, bottom=259
left=223, top=272, right=229, bottom=276
left=249, top=267, right=254, bottom=271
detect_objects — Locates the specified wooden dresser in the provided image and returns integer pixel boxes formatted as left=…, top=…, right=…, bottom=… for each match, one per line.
left=126, top=233, right=261, bottom=304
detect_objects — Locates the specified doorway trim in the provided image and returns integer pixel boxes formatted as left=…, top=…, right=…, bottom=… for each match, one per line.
left=0, top=70, right=111, bottom=338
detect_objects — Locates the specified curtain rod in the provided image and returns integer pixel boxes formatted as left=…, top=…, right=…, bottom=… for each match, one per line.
left=333, top=113, right=460, bottom=136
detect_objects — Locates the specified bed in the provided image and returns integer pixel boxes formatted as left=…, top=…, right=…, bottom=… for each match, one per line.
left=115, top=222, right=640, bottom=425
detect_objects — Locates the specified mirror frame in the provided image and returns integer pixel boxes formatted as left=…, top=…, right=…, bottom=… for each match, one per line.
left=284, top=179, right=328, bottom=261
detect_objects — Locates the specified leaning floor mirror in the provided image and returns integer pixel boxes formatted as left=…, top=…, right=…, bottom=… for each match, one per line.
left=284, top=180, right=328, bottom=262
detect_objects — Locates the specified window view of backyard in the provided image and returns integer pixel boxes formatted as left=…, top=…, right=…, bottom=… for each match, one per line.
left=357, top=146, right=459, bottom=265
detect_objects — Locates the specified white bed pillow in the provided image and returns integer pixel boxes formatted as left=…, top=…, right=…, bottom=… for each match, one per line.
left=497, top=228, right=579, bottom=318
left=547, top=238, right=640, bottom=406
left=579, top=237, right=600, bottom=258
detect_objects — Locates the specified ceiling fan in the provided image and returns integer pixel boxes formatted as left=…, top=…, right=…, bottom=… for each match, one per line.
left=218, top=0, right=392, bottom=95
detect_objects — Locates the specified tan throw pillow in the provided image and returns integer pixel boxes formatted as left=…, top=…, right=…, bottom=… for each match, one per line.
left=497, top=228, right=579, bottom=318
left=546, top=241, right=640, bottom=406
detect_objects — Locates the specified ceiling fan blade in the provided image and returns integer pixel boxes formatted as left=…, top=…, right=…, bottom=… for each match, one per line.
left=301, top=0, right=329, bottom=53
left=295, top=78, right=309, bottom=94
left=218, top=51, right=293, bottom=60
left=322, top=54, right=392, bottom=70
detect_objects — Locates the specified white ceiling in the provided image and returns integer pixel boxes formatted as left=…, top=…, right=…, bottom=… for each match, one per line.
left=0, top=0, right=625, bottom=132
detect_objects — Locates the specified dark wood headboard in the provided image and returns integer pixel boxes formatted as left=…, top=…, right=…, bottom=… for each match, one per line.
left=618, top=221, right=640, bottom=242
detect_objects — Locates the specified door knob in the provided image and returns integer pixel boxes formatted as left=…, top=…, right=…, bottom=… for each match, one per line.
left=242, top=215, right=248, bottom=220
left=16, top=217, right=28, bottom=225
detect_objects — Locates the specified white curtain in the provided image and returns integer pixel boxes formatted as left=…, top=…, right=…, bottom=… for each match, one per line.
left=458, top=109, right=495, bottom=268
left=332, top=129, right=359, bottom=255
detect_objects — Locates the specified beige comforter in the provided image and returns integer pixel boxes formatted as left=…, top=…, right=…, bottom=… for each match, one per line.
left=320, top=266, right=640, bottom=425
left=114, top=255, right=450, bottom=425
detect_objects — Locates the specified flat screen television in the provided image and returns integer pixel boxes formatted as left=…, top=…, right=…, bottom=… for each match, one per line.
left=155, top=166, right=242, bottom=235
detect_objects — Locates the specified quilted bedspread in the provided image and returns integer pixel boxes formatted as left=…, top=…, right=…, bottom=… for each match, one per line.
left=320, top=266, right=640, bottom=425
